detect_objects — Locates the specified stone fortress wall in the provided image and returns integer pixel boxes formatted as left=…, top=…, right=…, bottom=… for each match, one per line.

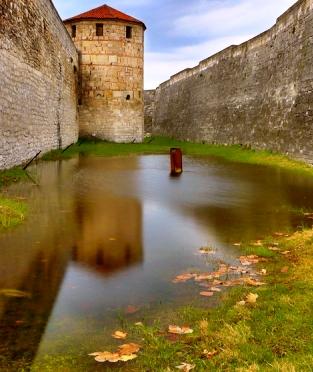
left=0, top=0, right=79, bottom=169
left=64, top=19, right=144, bottom=143
left=146, top=0, right=313, bottom=164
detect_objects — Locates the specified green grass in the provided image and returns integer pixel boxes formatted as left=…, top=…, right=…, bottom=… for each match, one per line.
left=0, top=168, right=28, bottom=229
left=0, top=196, right=27, bottom=229
left=0, top=167, right=27, bottom=188
left=42, top=136, right=313, bottom=178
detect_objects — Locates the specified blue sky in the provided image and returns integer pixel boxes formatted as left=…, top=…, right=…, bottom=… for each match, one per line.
left=53, top=0, right=296, bottom=89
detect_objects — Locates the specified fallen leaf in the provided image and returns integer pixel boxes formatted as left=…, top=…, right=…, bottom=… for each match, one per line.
left=281, top=266, right=289, bottom=273
left=89, top=352, right=120, bottom=363
left=195, top=273, right=213, bottom=281
left=112, top=330, right=127, bottom=339
left=233, top=243, right=242, bottom=246
left=168, top=325, right=193, bottom=335
left=173, top=273, right=195, bottom=283
left=119, top=354, right=137, bottom=362
left=203, top=349, right=218, bottom=359
left=246, top=293, right=259, bottom=304
left=176, top=363, right=195, bottom=371
left=210, top=287, right=222, bottom=292
left=281, top=251, right=291, bottom=255
left=260, top=269, right=267, bottom=275
left=118, top=343, right=141, bottom=355
left=109, top=237, right=116, bottom=241
left=200, top=291, right=214, bottom=297
left=243, top=278, right=266, bottom=287
left=135, top=322, right=143, bottom=326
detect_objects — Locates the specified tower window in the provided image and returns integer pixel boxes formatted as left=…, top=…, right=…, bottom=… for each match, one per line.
left=72, top=25, right=76, bottom=38
left=96, top=23, right=104, bottom=36
left=126, top=26, right=132, bottom=39
left=126, top=94, right=131, bottom=100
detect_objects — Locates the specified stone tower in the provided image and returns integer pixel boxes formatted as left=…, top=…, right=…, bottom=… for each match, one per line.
left=64, top=4, right=146, bottom=142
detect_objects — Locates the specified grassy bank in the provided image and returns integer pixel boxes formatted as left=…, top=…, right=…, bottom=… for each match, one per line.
left=42, top=136, right=313, bottom=177
left=0, top=168, right=28, bottom=229
left=0, top=197, right=27, bottom=230
left=122, top=229, right=313, bottom=371
left=29, top=228, right=313, bottom=371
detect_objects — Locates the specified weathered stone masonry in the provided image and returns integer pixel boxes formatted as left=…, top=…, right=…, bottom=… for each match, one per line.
left=146, top=0, right=313, bottom=164
left=64, top=6, right=145, bottom=143
left=0, top=0, right=79, bottom=169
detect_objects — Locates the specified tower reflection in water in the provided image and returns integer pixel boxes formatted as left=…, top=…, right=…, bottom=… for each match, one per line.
left=73, top=195, right=142, bottom=274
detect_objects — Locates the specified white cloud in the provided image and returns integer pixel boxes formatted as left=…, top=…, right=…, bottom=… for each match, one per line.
left=145, top=33, right=253, bottom=89
left=145, top=0, right=296, bottom=89
left=173, top=0, right=296, bottom=37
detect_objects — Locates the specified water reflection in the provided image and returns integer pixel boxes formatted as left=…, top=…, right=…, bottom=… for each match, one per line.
left=73, top=195, right=143, bottom=274
left=0, top=155, right=313, bottom=369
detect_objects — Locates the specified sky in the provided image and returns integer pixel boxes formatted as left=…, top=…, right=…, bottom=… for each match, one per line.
left=53, top=0, right=296, bottom=89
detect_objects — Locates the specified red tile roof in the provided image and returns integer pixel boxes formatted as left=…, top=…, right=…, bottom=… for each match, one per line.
left=63, top=4, right=146, bottom=29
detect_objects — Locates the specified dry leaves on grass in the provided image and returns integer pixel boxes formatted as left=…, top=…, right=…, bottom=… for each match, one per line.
left=242, top=277, right=266, bottom=287
left=236, top=293, right=259, bottom=306
left=281, top=266, right=289, bottom=273
left=239, top=255, right=267, bottom=266
left=176, top=363, right=195, bottom=371
left=168, top=325, right=193, bottom=335
left=89, top=343, right=141, bottom=363
left=118, top=343, right=141, bottom=355
left=112, top=330, right=127, bottom=339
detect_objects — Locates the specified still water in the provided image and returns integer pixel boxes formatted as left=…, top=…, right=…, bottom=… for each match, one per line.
left=0, top=155, right=313, bottom=370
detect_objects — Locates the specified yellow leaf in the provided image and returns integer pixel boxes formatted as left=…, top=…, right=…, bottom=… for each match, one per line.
left=89, top=351, right=120, bottom=363
left=176, top=362, right=195, bottom=371
left=246, top=293, right=259, bottom=304
left=168, top=325, right=193, bottom=335
left=118, top=343, right=141, bottom=355
left=112, top=330, right=127, bottom=339
left=119, top=354, right=137, bottom=362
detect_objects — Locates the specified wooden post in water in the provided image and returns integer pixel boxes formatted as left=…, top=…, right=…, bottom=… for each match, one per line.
left=170, top=148, right=183, bottom=176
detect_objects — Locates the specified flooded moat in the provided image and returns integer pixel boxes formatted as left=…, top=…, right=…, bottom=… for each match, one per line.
left=1, top=155, right=313, bottom=370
